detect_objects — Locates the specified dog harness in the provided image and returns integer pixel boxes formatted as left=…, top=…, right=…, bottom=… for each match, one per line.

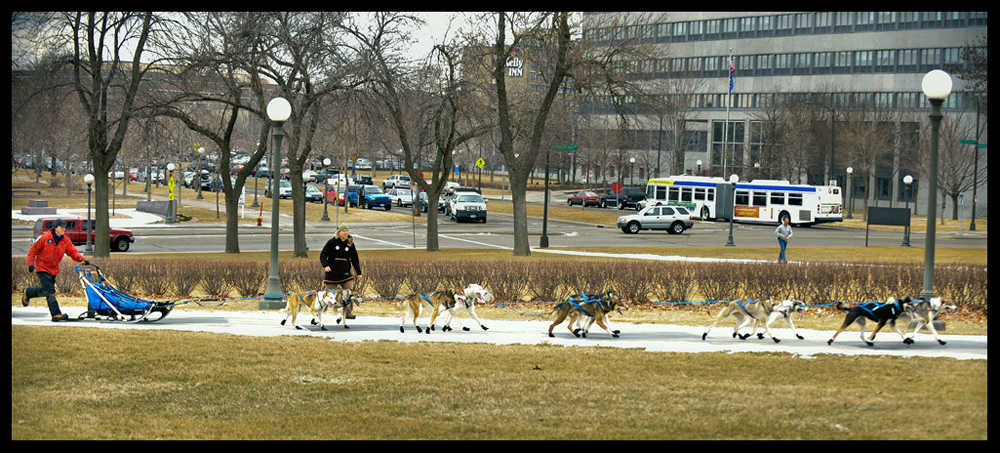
left=562, top=294, right=610, bottom=318
left=857, top=301, right=903, bottom=321
left=734, top=299, right=758, bottom=320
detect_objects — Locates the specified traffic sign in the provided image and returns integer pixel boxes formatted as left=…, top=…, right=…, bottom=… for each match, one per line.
left=612, top=182, right=622, bottom=194
left=476, top=158, right=485, bottom=169
left=960, top=139, right=977, bottom=145
left=552, top=144, right=578, bottom=151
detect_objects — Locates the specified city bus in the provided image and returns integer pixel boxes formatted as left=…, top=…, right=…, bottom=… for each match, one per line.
left=640, top=175, right=843, bottom=226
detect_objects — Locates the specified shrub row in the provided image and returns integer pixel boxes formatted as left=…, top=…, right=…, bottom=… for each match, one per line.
left=11, top=257, right=987, bottom=310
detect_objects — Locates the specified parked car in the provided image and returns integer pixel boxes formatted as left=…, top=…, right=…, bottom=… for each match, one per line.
left=600, top=187, right=646, bottom=210
left=386, top=188, right=414, bottom=207
left=33, top=217, right=135, bottom=252
left=198, top=170, right=214, bottom=192
left=354, top=174, right=373, bottom=186
left=418, top=192, right=447, bottom=213
left=450, top=192, right=488, bottom=223
left=382, top=174, right=411, bottom=190
left=302, top=170, right=319, bottom=183
left=568, top=190, right=601, bottom=207
left=444, top=188, right=481, bottom=217
left=444, top=181, right=461, bottom=195
left=264, top=179, right=292, bottom=199
left=314, top=167, right=339, bottom=184
left=324, top=185, right=358, bottom=207
left=353, top=184, right=392, bottom=210
left=617, top=205, right=694, bottom=235
left=304, top=184, right=323, bottom=203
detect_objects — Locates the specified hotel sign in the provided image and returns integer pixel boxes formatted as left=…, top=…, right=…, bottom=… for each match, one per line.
left=506, top=49, right=523, bottom=77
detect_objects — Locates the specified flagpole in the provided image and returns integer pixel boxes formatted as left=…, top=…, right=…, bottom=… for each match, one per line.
left=725, top=48, right=733, bottom=179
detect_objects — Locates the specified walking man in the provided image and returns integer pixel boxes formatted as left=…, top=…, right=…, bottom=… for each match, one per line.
left=775, top=216, right=792, bottom=263
left=24, top=219, right=88, bottom=321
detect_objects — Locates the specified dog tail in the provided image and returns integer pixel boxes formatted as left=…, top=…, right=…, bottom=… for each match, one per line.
left=834, top=302, right=852, bottom=312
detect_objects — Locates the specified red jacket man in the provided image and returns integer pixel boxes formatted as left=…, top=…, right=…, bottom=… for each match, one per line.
left=24, top=219, right=87, bottom=321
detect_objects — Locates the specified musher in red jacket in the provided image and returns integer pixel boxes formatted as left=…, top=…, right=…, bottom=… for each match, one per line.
left=23, top=219, right=88, bottom=321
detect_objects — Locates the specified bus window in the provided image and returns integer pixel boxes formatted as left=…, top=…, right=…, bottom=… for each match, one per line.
left=668, top=186, right=679, bottom=201
left=681, top=187, right=692, bottom=202
left=789, top=193, right=803, bottom=206
left=656, top=185, right=666, bottom=202
left=752, top=191, right=767, bottom=207
left=735, top=190, right=749, bottom=206
left=770, top=192, right=785, bottom=205
left=707, top=188, right=714, bottom=202
left=646, top=185, right=654, bottom=199
left=694, top=188, right=706, bottom=201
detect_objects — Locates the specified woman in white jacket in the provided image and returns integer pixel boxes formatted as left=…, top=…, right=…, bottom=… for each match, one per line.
left=775, top=217, right=792, bottom=263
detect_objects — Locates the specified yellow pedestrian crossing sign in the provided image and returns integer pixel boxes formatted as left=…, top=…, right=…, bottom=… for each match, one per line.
left=476, top=158, right=485, bottom=169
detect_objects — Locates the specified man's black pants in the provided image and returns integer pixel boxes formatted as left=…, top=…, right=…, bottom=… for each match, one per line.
left=25, top=272, right=63, bottom=316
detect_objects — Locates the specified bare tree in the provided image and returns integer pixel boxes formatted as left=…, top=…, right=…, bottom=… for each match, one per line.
left=839, top=95, right=899, bottom=219
left=15, top=12, right=169, bottom=257
left=342, top=12, right=492, bottom=251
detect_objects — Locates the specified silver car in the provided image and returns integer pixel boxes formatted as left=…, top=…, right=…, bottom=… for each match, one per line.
left=617, top=205, right=694, bottom=234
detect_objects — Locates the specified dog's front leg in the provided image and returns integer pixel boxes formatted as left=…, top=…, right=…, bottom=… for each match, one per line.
left=782, top=316, right=804, bottom=340
left=466, top=307, right=488, bottom=331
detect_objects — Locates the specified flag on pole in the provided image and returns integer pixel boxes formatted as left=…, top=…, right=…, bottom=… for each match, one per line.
left=729, top=58, right=735, bottom=94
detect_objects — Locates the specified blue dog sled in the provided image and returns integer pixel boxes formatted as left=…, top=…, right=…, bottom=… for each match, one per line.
left=74, top=263, right=224, bottom=323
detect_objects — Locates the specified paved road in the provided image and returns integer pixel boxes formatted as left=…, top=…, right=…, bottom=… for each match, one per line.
left=11, top=306, right=987, bottom=360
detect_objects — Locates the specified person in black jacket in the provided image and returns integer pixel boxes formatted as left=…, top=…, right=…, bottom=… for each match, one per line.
left=320, top=223, right=362, bottom=319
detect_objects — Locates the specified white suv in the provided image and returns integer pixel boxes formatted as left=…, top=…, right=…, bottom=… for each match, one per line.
left=382, top=174, right=411, bottom=190
left=450, top=192, right=488, bottom=223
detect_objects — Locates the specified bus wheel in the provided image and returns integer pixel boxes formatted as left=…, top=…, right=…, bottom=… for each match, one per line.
left=778, top=211, right=790, bottom=224
left=701, top=207, right=711, bottom=221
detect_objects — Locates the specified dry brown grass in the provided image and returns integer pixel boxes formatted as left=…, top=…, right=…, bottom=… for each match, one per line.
left=11, top=326, right=988, bottom=440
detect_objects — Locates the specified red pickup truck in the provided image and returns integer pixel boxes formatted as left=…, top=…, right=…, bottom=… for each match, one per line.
left=32, top=218, right=135, bottom=252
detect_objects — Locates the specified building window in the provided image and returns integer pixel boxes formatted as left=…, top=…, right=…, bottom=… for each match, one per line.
left=739, top=17, right=757, bottom=38
left=856, top=11, right=876, bottom=31
left=876, top=12, right=896, bottom=30
left=815, top=12, right=833, bottom=33
left=795, top=13, right=813, bottom=34
left=875, top=49, right=895, bottom=73
left=776, top=14, right=794, bottom=36
left=794, top=52, right=813, bottom=74
left=815, top=51, right=832, bottom=74
left=834, top=51, right=852, bottom=74
left=854, top=50, right=873, bottom=73
left=835, top=12, right=854, bottom=32
left=775, top=53, right=792, bottom=75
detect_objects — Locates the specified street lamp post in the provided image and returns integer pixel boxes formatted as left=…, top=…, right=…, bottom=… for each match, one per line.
left=321, top=158, right=331, bottom=222
left=262, top=97, right=291, bottom=308
left=846, top=167, right=854, bottom=219
left=197, top=146, right=206, bottom=200
left=696, top=159, right=702, bottom=176
left=902, top=175, right=913, bottom=246
left=919, top=69, right=952, bottom=300
left=84, top=174, right=94, bottom=254
left=725, top=173, right=739, bottom=247
left=166, top=163, right=175, bottom=224
left=629, top=157, right=635, bottom=186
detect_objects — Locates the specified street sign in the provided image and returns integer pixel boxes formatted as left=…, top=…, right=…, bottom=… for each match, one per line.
left=960, top=139, right=977, bottom=145
left=476, top=158, right=485, bottom=169
left=552, top=144, right=578, bottom=151
left=612, top=181, right=623, bottom=194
